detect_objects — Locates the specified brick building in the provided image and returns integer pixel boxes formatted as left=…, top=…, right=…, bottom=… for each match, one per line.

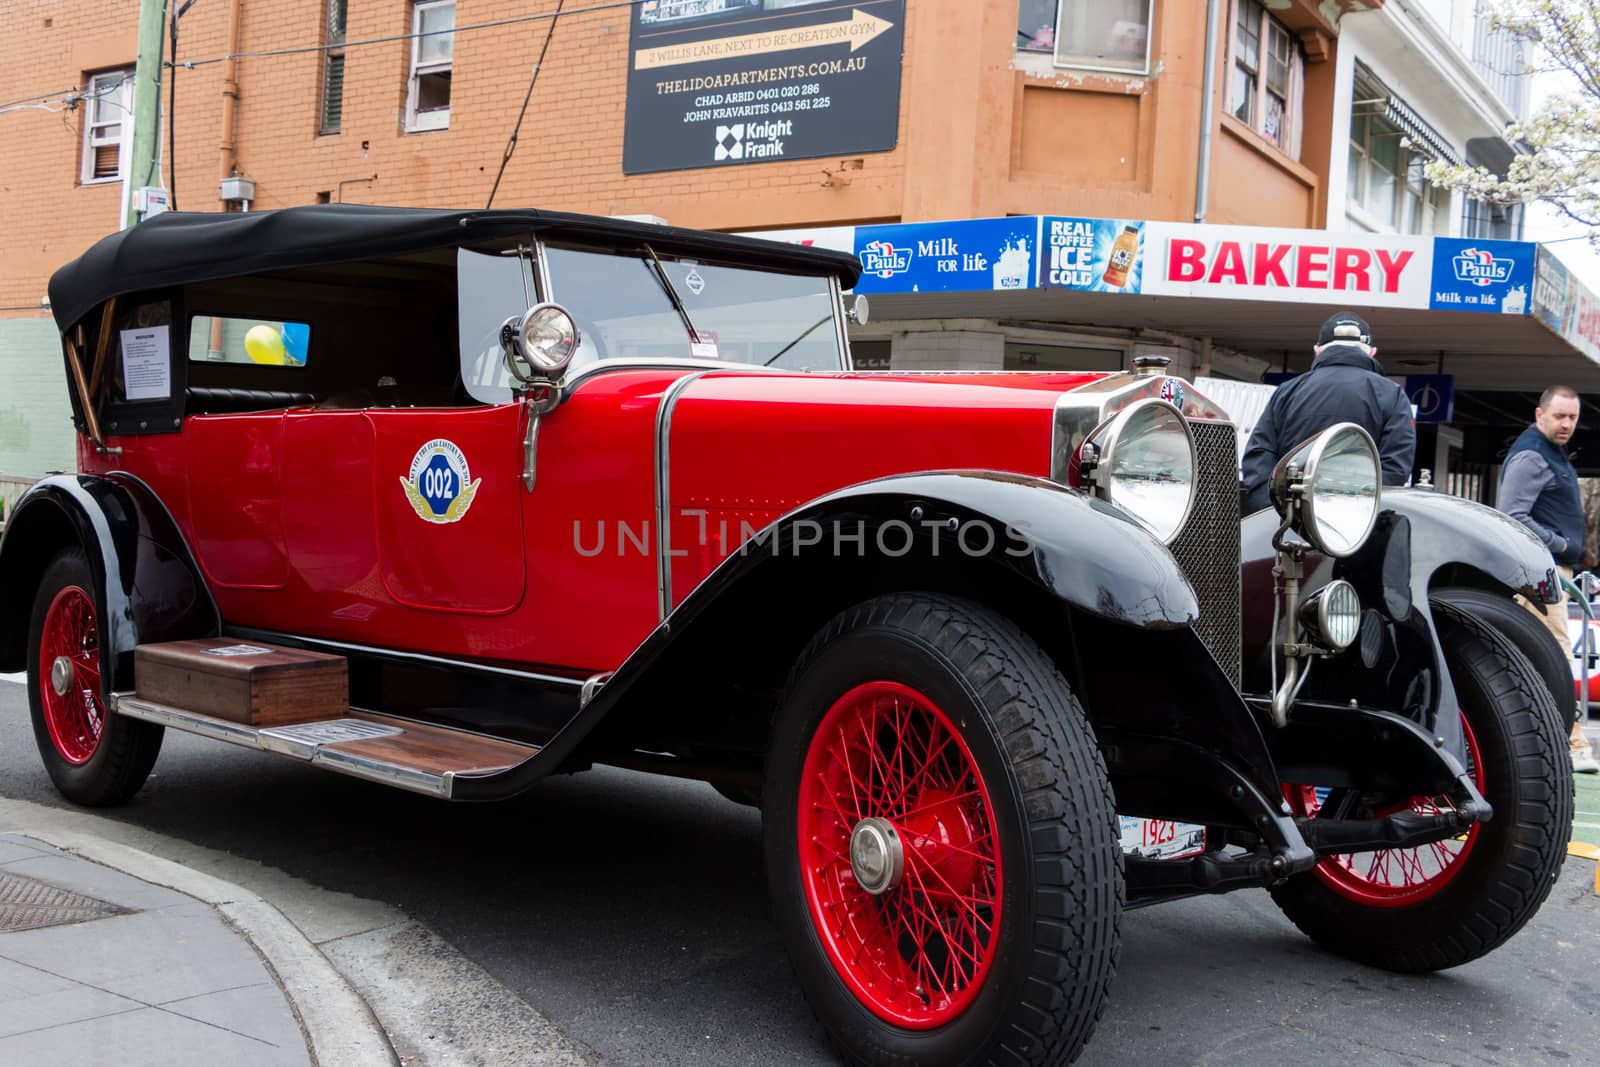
left=1, top=0, right=1594, bottom=489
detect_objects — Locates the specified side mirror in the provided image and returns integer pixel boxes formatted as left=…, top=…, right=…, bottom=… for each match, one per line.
left=846, top=294, right=869, bottom=326
left=501, top=303, right=580, bottom=388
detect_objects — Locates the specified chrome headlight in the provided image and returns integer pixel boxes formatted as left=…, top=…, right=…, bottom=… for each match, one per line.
left=1300, top=579, right=1362, bottom=650
left=1271, top=423, right=1380, bottom=557
left=1077, top=398, right=1196, bottom=544
left=500, top=302, right=580, bottom=384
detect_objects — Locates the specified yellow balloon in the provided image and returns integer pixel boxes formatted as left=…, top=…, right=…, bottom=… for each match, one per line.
left=244, top=324, right=287, bottom=365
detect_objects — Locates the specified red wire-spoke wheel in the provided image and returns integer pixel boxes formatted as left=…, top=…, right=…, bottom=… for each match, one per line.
left=797, top=680, right=1002, bottom=1029
left=767, top=594, right=1120, bottom=1064
left=26, top=549, right=164, bottom=807
left=1269, top=598, right=1574, bottom=974
left=1284, top=712, right=1483, bottom=908
left=37, top=585, right=106, bottom=766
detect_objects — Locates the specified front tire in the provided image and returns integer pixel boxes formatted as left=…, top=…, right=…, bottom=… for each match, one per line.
left=764, top=593, right=1120, bottom=1066
left=25, top=550, right=163, bottom=806
left=1271, top=597, right=1573, bottom=972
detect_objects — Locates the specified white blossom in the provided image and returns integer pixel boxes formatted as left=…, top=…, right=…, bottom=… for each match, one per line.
left=1426, top=1, right=1600, bottom=238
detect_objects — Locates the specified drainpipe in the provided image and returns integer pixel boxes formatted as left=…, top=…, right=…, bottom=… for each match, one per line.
left=219, top=0, right=243, bottom=199
left=210, top=0, right=243, bottom=360
left=1194, top=0, right=1223, bottom=223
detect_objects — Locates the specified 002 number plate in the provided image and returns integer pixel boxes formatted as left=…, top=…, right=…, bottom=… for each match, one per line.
left=1119, top=815, right=1206, bottom=860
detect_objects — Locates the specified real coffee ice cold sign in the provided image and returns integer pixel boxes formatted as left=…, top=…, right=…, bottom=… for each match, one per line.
left=624, top=0, right=905, bottom=175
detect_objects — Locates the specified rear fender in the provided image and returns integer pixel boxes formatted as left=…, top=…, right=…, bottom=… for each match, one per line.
left=0, top=474, right=219, bottom=686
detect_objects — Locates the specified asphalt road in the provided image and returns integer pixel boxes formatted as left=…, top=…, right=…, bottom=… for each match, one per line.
left=1, top=680, right=1596, bottom=1066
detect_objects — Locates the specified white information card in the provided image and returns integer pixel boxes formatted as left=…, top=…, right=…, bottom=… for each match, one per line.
left=119, top=325, right=172, bottom=401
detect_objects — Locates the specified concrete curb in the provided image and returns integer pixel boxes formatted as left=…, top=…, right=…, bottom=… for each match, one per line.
left=10, top=827, right=398, bottom=1067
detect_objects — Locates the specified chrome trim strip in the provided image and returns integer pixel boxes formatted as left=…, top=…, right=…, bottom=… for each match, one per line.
left=257, top=729, right=319, bottom=760
left=581, top=671, right=613, bottom=709
left=312, top=748, right=450, bottom=799
left=1050, top=373, right=1234, bottom=483
left=561, top=357, right=783, bottom=398
left=655, top=371, right=710, bottom=620
left=113, top=694, right=261, bottom=746
left=114, top=693, right=455, bottom=799
left=221, top=629, right=586, bottom=689
left=831, top=276, right=854, bottom=372
left=533, top=239, right=553, bottom=302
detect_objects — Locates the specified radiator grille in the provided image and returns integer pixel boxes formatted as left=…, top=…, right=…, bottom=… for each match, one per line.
left=1171, top=420, right=1242, bottom=684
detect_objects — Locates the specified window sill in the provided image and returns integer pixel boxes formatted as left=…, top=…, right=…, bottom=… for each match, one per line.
left=1344, top=201, right=1393, bottom=235
left=1219, top=114, right=1314, bottom=186
left=79, top=177, right=122, bottom=187
left=1010, top=48, right=1151, bottom=89
left=404, top=115, right=451, bottom=134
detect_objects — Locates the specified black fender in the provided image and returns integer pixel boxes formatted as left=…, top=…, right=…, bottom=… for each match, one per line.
left=452, top=472, right=1303, bottom=825
left=0, top=474, right=219, bottom=689
left=1243, top=488, right=1558, bottom=761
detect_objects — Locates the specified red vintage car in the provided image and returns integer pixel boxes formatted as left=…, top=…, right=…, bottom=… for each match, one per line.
left=0, top=206, right=1575, bottom=1066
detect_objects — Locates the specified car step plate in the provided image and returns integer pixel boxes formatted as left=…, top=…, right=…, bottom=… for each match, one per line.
left=257, top=719, right=405, bottom=759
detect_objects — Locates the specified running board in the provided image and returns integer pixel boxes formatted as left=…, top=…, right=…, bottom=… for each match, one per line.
left=111, top=694, right=541, bottom=800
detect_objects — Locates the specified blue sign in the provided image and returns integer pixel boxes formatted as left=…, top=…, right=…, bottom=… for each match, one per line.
left=1429, top=237, right=1534, bottom=314
left=1404, top=374, right=1455, bottom=423
left=853, top=218, right=1039, bottom=295
left=1039, top=217, right=1145, bottom=292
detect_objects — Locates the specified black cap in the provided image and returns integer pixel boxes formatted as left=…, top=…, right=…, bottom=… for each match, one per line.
left=1318, top=311, right=1372, bottom=347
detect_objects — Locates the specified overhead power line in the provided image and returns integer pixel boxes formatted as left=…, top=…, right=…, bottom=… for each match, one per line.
left=487, top=0, right=568, bottom=209
left=166, top=0, right=642, bottom=71
left=0, top=79, right=131, bottom=118
left=0, top=86, right=81, bottom=111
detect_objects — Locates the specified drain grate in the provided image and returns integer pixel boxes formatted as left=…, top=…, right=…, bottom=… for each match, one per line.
left=0, top=871, right=129, bottom=933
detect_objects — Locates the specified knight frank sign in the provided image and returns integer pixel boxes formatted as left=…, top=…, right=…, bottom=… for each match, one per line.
left=624, top=0, right=905, bottom=175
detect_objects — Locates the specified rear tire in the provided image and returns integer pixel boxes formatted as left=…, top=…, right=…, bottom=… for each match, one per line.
left=25, top=550, right=163, bottom=806
left=764, top=593, right=1121, bottom=1065
left=1270, top=598, right=1573, bottom=972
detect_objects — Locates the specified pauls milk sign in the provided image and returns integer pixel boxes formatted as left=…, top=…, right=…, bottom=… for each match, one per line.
left=1141, top=223, right=1434, bottom=309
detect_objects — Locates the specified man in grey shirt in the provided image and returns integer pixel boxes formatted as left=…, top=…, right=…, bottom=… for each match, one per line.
left=1498, top=384, right=1597, bottom=773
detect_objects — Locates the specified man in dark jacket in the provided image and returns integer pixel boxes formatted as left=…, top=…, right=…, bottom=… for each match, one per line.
left=1241, top=311, right=1415, bottom=513
left=1498, top=384, right=1598, bottom=774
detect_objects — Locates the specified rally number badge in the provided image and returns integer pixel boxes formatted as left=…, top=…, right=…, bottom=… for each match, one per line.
left=401, top=439, right=481, bottom=524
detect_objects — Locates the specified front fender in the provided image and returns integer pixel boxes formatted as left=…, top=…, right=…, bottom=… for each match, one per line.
left=0, top=474, right=218, bottom=687
left=1243, top=488, right=1556, bottom=753
left=677, top=470, right=1200, bottom=629
left=450, top=470, right=1198, bottom=800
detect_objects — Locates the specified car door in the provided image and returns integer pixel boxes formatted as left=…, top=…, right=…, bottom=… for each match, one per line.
left=367, top=404, right=528, bottom=615
left=185, top=411, right=289, bottom=590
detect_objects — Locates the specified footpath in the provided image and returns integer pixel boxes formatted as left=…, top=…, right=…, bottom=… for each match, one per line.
left=0, top=829, right=385, bottom=1066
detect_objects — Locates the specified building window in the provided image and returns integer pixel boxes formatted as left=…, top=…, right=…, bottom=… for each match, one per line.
left=1229, top=1, right=1303, bottom=156
left=320, top=0, right=347, bottom=134
left=1348, top=70, right=1445, bottom=235
left=80, top=69, right=132, bottom=184
left=1016, top=1, right=1154, bottom=75
left=406, top=0, right=454, bottom=132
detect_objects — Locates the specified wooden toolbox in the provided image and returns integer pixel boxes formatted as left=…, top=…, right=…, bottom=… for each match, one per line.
left=134, top=639, right=349, bottom=726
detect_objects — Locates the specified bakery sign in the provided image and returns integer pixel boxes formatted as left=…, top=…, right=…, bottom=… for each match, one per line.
left=1141, top=222, right=1434, bottom=309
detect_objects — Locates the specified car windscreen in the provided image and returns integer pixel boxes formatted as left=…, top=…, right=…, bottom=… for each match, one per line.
left=458, top=243, right=843, bottom=404
left=459, top=247, right=540, bottom=406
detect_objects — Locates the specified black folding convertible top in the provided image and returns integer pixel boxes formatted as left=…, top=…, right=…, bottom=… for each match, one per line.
left=48, top=203, right=863, bottom=332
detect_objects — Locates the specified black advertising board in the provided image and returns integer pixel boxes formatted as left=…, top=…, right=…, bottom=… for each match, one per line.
left=624, top=0, right=905, bottom=175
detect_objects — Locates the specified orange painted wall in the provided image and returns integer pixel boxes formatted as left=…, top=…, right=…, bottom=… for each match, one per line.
left=1, top=0, right=1356, bottom=314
